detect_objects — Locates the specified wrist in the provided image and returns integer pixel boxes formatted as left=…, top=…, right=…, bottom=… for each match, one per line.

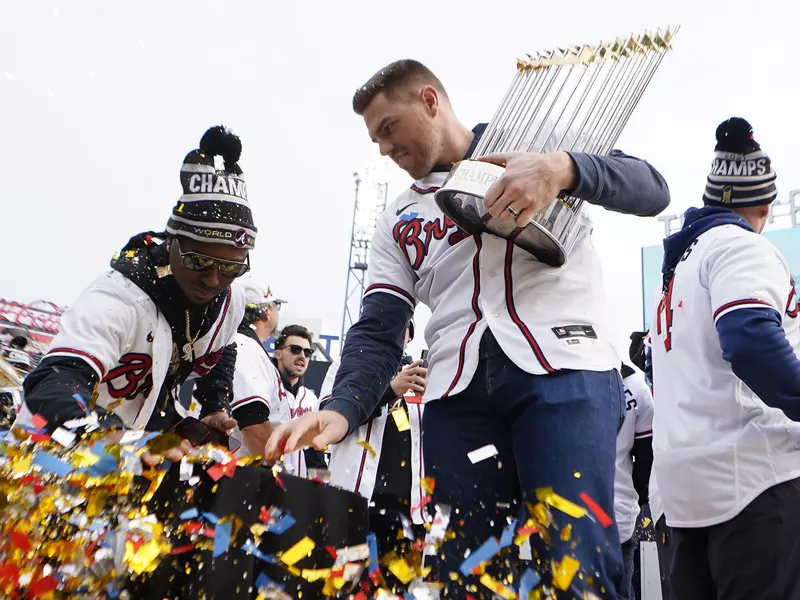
left=553, top=151, right=578, bottom=193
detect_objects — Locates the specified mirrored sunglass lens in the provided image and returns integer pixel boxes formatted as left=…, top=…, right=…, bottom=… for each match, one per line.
left=218, top=263, right=247, bottom=278
left=184, top=254, right=215, bottom=271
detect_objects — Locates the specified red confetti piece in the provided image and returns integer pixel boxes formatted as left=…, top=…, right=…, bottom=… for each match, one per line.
left=201, top=527, right=216, bottom=539
left=207, top=464, right=225, bottom=482
left=275, top=474, right=286, bottom=491
left=29, top=433, right=51, bottom=443
left=8, top=530, right=31, bottom=552
left=517, top=525, right=538, bottom=535
left=28, top=574, right=58, bottom=597
left=128, top=535, right=144, bottom=553
left=84, top=531, right=106, bottom=558
left=354, top=592, right=367, bottom=600
left=169, top=544, right=196, bottom=555
left=312, top=477, right=324, bottom=483
left=579, top=492, right=613, bottom=527
left=183, top=521, right=203, bottom=535
left=325, top=545, right=337, bottom=559
left=31, top=414, right=47, bottom=431
left=259, top=506, right=271, bottom=523
left=0, top=562, right=19, bottom=586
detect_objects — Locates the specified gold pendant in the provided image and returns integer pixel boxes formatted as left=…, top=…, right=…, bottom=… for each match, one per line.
left=182, top=343, right=194, bottom=363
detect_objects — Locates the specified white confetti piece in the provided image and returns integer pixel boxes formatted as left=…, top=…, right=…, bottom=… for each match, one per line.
left=51, top=427, right=76, bottom=447
left=467, top=444, right=498, bottom=464
left=120, top=430, right=145, bottom=444
left=178, top=458, right=194, bottom=482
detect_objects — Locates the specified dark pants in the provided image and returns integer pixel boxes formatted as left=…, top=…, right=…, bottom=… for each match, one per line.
left=423, top=331, right=624, bottom=599
left=619, top=537, right=638, bottom=600
left=670, top=477, right=800, bottom=600
left=654, top=515, right=674, bottom=600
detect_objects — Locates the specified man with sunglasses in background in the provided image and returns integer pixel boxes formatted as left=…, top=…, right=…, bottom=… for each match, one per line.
left=17, top=125, right=254, bottom=468
left=273, top=325, right=327, bottom=476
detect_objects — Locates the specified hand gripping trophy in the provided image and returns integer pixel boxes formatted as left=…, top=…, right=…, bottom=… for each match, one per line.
left=435, top=27, right=679, bottom=267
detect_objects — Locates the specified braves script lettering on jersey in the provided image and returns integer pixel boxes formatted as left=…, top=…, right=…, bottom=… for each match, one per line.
left=614, top=370, right=654, bottom=543
left=650, top=224, right=800, bottom=528
left=15, top=270, right=244, bottom=430
left=365, top=174, right=619, bottom=402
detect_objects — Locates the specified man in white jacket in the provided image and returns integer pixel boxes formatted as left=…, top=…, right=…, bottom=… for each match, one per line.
left=19, top=125, right=255, bottom=465
left=229, top=278, right=290, bottom=456
left=321, top=319, right=428, bottom=592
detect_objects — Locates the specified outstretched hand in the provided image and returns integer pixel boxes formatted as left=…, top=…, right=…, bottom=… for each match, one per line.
left=264, top=411, right=349, bottom=461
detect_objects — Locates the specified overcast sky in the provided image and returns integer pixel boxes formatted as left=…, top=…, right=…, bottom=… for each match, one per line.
left=2, top=0, right=798, bottom=359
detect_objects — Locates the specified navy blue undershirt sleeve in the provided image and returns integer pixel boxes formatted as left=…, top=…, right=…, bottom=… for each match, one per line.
left=321, top=293, right=412, bottom=435
left=716, top=307, right=800, bottom=421
left=567, top=149, right=670, bottom=217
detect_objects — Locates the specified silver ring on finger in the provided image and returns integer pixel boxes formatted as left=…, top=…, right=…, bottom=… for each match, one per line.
left=506, top=206, right=520, bottom=218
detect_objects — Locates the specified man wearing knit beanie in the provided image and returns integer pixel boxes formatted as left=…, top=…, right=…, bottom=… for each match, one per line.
left=648, top=118, right=800, bottom=599
left=18, top=125, right=255, bottom=455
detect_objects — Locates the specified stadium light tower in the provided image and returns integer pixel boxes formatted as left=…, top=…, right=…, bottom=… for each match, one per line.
left=340, top=168, right=389, bottom=349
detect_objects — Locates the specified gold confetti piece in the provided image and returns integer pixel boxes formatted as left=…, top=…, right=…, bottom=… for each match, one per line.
left=391, top=406, right=411, bottom=432
left=560, top=523, right=572, bottom=541
left=642, top=517, right=652, bottom=528
left=573, top=472, right=581, bottom=478
left=552, top=555, right=580, bottom=591
left=535, top=487, right=587, bottom=519
left=141, top=468, right=167, bottom=502
left=300, top=568, right=331, bottom=582
left=422, top=476, right=436, bottom=495
left=479, top=573, right=517, bottom=599
left=280, top=536, right=315, bottom=566
left=388, top=557, right=415, bottom=584
left=357, top=440, right=377, bottom=458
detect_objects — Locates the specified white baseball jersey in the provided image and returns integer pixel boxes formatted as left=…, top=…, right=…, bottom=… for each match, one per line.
left=14, top=270, right=244, bottom=430
left=229, top=332, right=290, bottom=457
left=285, top=382, right=320, bottom=478
left=320, top=358, right=427, bottom=524
left=650, top=224, right=800, bottom=528
left=365, top=172, right=619, bottom=402
left=614, top=369, right=654, bottom=543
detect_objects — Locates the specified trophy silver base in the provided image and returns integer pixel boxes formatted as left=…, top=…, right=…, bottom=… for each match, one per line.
left=434, top=160, right=582, bottom=267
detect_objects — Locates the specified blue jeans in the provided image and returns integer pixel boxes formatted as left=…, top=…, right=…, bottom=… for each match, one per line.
left=620, top=536, right=638, bottom=600
left=423, top=330, right=624, bottom=599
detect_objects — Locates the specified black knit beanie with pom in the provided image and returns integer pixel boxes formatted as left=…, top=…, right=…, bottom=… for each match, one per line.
left=165, top=126, right=257, bottom=249
left=703, top=117, right=777, bottom=207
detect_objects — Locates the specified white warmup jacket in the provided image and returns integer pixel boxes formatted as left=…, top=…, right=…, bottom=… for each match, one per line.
left=321, top=358, right=427, bottom=524
left=14, top=270, right=244, bottom=429
left=229, top=332, right=290, bottom=458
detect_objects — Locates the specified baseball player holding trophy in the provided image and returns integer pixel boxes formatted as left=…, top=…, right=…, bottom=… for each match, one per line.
left=268, top=29, right=677, bottom=599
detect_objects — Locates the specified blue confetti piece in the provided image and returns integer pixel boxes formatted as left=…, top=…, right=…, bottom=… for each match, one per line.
left=500, top=519, right=518, bottom=548
left=242, top=539, right=278, bottom=564
left=213, top=521, right=232, bottom=558
left=72, top=393, right=88, bottom=414
left=367, top=533, right=380, bottom=574
left=459, top=537, right=501, bottom=576
left=255, top=572, right=270, bottom=589
left=519, top=568, right=541, bottom=598
left=270, top=514, right=296, bottom=534
left=106, top=582, right=120, bottom=598
left=33, top=451, right=74, bottom=477
left=180, top=508, right=200, bottom=520
left=201, top=512, right=219, bottom=525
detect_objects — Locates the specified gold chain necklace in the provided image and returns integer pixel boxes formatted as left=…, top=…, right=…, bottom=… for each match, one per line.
left=182, top=309, right=204, bottom=363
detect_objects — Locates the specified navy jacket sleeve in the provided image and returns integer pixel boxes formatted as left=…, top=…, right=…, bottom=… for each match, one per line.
left=567, top=149, right=670, bottom=217
left=717, top=307, right=800, bottom=421
left=194, top=343, right=237, bottom=418
left=321, top=293, right=412, bottom=435
left=23, top=357, right=124, bottom=431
